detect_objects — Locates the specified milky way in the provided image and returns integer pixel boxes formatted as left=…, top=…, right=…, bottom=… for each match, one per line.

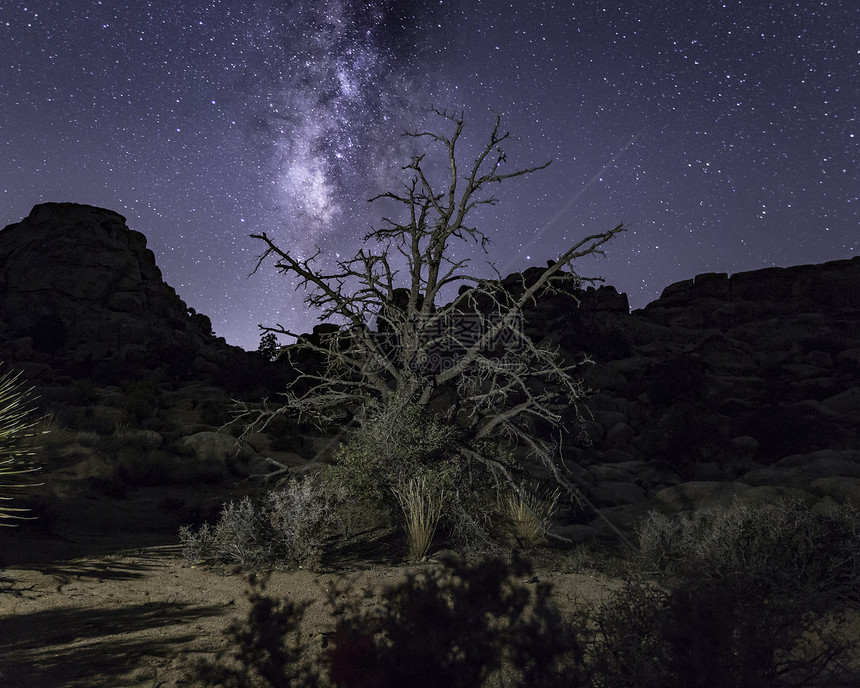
left=2, top=1, right=857, bottom=350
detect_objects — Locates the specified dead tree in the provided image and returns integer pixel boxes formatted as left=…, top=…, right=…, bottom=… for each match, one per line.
left=241, top=109, right=629, bottom=546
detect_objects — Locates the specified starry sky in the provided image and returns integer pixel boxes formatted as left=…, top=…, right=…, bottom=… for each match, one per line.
left=2, top=0, right=857, bottom=351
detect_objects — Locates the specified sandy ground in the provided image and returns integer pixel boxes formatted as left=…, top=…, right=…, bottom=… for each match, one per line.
left=3, top=474, right=856, bottom=688
left=0, top=525, right=613, bottom=688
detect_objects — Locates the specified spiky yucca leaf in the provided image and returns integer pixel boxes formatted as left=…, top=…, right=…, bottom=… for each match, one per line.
left=0, top=368, right=41, bottom=525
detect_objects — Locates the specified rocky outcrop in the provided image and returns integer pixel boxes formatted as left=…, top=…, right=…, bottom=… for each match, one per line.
left=279, top=255, right=860, bottom=533
left=2, top=201, right=857, bottom=539
left=534, top=257, right=860, bottom=534
left=0, top=203, right=281, bottom=391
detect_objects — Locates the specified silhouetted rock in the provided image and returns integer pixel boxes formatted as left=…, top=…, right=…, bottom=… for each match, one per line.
left=2, top=201, right=857, bottom=538
left=534, top=256, right=860, bottom=532
left=0, top=203, right=285, bottom=392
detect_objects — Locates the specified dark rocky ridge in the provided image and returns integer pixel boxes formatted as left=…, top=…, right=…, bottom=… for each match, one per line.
left=1, top=202, right=857, bottom=539
left=0, top=202, right=276, bottom=391
left=522, top=256, right=860, bottom=534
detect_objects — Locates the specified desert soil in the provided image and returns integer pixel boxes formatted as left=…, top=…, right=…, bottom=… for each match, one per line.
left=0, top=499, right=613, bottom=688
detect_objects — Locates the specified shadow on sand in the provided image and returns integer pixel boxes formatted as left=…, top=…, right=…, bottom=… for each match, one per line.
left=0, top=598, right=224, bottom=687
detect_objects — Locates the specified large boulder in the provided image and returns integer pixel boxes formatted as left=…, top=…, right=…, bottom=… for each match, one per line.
left=0, top=203, right=213, bottom=370
left=0, top=203, right=279, bottom=390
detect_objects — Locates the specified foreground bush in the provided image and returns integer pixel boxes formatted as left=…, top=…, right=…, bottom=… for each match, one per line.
left=585, top=575, right=857, bottom=688
left=194, top=573, right=319, bottom=688
left=599, top=498, right=860, bottom=687
left=190, top=499, right=860, bottom=688
left=179, top=476, right=346, bottom=570
left=193, top=557, right=587, bottom=688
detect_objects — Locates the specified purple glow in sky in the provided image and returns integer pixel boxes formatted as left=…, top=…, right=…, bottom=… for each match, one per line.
left=3, top=0, right=857, bottom=349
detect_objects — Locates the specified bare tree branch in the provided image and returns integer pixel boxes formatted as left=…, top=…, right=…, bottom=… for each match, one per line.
left=242, top=109, right=631, bottom=550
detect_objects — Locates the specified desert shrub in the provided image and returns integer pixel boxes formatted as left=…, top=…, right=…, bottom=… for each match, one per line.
left=193, top=557, right=587, bottom=688
left=194, top=573, right=318, bottom=688
left=593, top=499, right=860, bottom=687
left=326, top=556, right=586, bottom=688
left=102, top=423, right=162, bottom=454
left=636, top=498, right=860, bottom=605
left=266, top=477, right=349, bottom=567
left=326, top=401, right=512, bottom=556
left=328, top=401, right=461, bottom=510
left=70, top=377, right=98, bottom=404
left=192, top=547, right=859, bottom=688
left=121, top=379, right=161, bottom=423
left=584, top=572, right=858, bottom=688
left=31, top=413, right=76, bottom=452
left=180, top=476, right=346, bottom=570
left=180, top=497, right=270, bottom=569
left=326, top=438, right=388, bottom=509
left=76, top=430, right=101, bottom=447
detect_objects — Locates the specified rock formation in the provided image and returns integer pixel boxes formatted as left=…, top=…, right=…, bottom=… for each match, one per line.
left=0, top=202, right=277, bottom=390
left=1, top=201, right=857, bottom=539
left=527, top=257, right=860, bottom=535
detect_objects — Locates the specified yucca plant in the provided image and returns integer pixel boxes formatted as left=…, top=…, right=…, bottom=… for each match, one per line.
left=0, top=368, right=41, bottom=526
left=393, top=475, right=445, bottom=560
left=501, top=483, right=560, bottom=547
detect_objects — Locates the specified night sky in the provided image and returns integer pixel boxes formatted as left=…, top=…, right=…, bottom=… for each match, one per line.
left=2, top=1, right=857, bottom=351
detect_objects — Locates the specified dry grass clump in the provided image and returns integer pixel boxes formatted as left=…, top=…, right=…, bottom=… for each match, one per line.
left=30, top=412, right=77, bottom=451
left=500, top=483, right=560, bottom=546
left=392, top=476, right=445, bottom=559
